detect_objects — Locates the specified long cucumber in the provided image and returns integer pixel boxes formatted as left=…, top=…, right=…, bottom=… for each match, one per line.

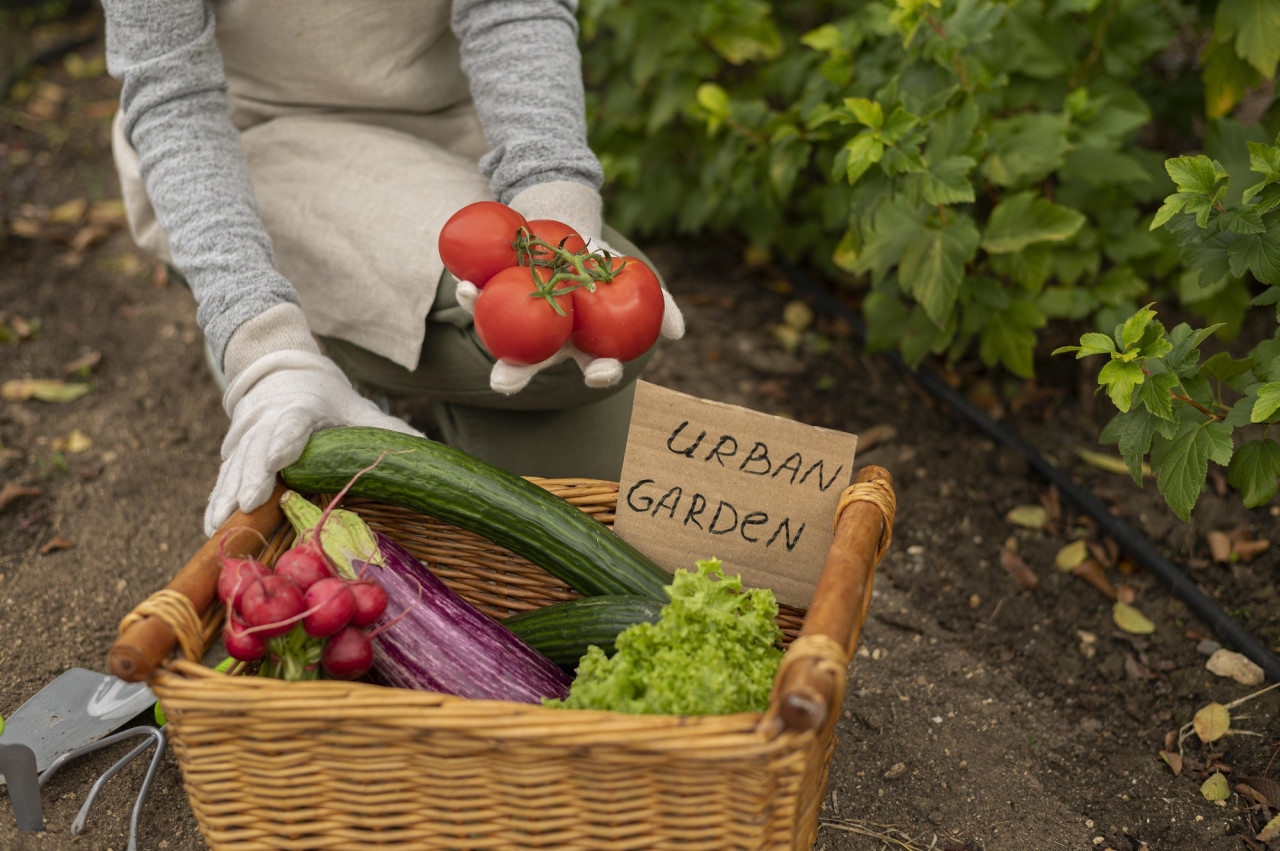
left=503, top=595, right=666, bottom=666
left=281, top=427, right=672, bottom=599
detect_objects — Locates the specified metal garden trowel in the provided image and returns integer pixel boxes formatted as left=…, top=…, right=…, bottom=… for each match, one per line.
left=1, top=667, right=160, bottom=842
left=1, top=667, right=156, bottom=778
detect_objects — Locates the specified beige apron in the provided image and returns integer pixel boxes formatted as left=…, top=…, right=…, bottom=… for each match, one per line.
left=112, top=0, right=494, bottom=370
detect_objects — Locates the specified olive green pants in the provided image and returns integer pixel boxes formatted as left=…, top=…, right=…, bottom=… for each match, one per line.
left=319, top=226, right=664, bottom=481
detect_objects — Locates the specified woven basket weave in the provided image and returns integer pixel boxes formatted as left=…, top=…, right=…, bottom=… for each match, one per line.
left=110, top=467, right=894, bottom=851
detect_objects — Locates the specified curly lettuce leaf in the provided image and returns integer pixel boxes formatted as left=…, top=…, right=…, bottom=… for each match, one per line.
left=549, top=558, right=783, bottom=715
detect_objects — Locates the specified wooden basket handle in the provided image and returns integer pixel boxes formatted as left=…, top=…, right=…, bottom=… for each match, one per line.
left=760, top=464, right=895, bottom=737
left=107, top=484, right=288, bottom=683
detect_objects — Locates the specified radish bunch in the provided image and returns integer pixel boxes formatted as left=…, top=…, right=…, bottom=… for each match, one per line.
left=218, top=540, right=389, bottom=680
left=215, top=453, right=399, bottom=681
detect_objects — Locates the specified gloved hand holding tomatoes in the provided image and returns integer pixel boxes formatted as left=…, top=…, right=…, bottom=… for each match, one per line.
left=439, top=201, right=684, bottom=396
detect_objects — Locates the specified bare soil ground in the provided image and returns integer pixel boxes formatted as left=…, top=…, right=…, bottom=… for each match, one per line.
left=2, top=10, right=1279, bottom=851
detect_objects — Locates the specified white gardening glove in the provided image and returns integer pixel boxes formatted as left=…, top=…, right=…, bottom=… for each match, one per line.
left=204, top=304, right=423, bottom=536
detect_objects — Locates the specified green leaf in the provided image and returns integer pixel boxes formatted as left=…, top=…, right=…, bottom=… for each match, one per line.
left=1120, top=305, right=1159, bottom=350
left=927, top=96, right=979, bottom=160
left=800, top=23, right=844, bottom=52
left=981, top=191, right=1087, bottom=254
left=882, top=107, right=920, bottom=144
left=1153, top=419, right=1234, bottom=521
left=913, top=155, right=976, bottom=205
left=1227, top=438, right=1280, bottom=507
left=1214, top=0, right=1280, bottom=77
left=981, top=113, right=1072, bottom=187
left=1181, top=231, right=1236, bottom=289
left=1078, top=332, right=1118, bottom=357
left=849, top=195, right=927, bottom=281
left=1099, top=359, right=1146, bottom=412
left=1247, top=139, right=1280, bottom=178
left=1165, top=322, right=1226, bottom=374
left=899, top=217, right=981, bottom=326
left=1226, top=228, right=1280, bottom=284
left=1201, top=39, right=1259, bottom=119
left=695, top=83, right=730, bottom=118
left=1061, top=146, right=1152, bottom=187
left=1150, top=193, right=1197, bottom=231
left=1219, top=208, right=1267, bottom=234
left=977, top=299, right=1045, bottom=378
left=1165, top=155, right=1229, bottom=195
left=768, top=137, right=809, bottom=200
left=845, top=97, right=884, bottom=130
left=1106, top=408, right=1174, bottom=485
left=844, top=132, right=885, bottom=185
left=1252, top=381, right=1280, bottom=421
left=1135, top=372, right=1179, bottom=421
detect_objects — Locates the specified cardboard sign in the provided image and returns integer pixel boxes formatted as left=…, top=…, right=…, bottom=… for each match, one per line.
left=615, top=381, right=860, bottom=609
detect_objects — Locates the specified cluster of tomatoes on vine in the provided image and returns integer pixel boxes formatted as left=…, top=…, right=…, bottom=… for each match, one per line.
left=438, top=201, right=666, bottom=365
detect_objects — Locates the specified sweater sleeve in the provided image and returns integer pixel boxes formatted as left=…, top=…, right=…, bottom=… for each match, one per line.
left=451, top=0, right=604, bottom=203
left=102, top=0, right=300, bottom=369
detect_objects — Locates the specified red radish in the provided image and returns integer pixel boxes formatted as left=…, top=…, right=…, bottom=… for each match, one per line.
left=239, top=575, right=306, bottom=638
left=223, top=616, right=267, bottom=662
left=216, top=525, right=271, bottom=611
left=273, top=545, right=333, bottom=592
left=321, top=626, right=374, bottom=680
left=218, top=558, right=268, bottom=611
left=302, top=576, right=357, bottom=638
left=348, top=579, right=389, bottom=628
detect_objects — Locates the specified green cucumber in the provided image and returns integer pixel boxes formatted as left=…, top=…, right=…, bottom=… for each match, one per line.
left=280, top=426, right=672, bottom=599
left=503, top=595, right=666, bottom=666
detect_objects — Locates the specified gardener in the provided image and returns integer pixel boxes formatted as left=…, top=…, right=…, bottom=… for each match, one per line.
left=101, top=0, right=682, bottom=537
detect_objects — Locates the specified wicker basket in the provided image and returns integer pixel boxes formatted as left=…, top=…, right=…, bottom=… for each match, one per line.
left=109, top=465, right=895, bottom=851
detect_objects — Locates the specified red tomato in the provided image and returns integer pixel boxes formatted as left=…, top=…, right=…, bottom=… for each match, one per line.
left=474, top=265, right=574, bottom=365
left=526, top=219, right=587, bottom=260
left=438, top=201, right=528, bottom=286
left=570, top=256, right=665, bottom=362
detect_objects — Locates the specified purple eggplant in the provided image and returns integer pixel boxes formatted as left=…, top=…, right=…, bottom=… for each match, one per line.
left=360, top=531, right=571, bottom=703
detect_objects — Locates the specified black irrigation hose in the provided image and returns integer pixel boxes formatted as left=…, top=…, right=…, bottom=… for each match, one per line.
left=779, top=262, right=1280, bottom=684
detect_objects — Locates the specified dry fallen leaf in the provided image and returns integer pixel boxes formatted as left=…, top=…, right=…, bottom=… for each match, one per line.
left=1159, top=750, right=1183, bottom=776
left=1236, top=776, right=1280, bottom=809
left=1205, top=648, right=1265, bottom=686
left=1072, top=559, right=1118, bottom=600
left=1259, top=812, right=1280, bottom=843
left=63, top=350, right=102, bottom=375
left=87, top=199, right=128, bottom=227
left=38, top=537, right=74, bottom=555
left=1074, top=446, right=1150, bottom=477
left=1200, top=771, right=1230, bottom=802
left=1207, top=530, right=1233, bottom=563
left=1, top=378, right=94, bottom=403
left=70, top=224, right=110, bottom=253
left=1112, top=601, right=1155, bottom=635
left=1192, top=702, right=1231, bottom=743
left=1231, top=537, right=1269, bottom=562
left=1005, top=504, right=1049, bottom=530
left=857, top=423, right=897, bottom=452
left=51, top=429, right=93, bottom=454
left=47, top=197, right=87, bottom=226
left=1055, top=539, right=1089, bottom=571
left=999, top=540, right=1039, bottom=591
left=0, top=482, right=42, bottom=511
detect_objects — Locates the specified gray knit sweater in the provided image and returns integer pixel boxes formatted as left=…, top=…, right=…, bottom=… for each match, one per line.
left=102, top=0, right=604, bottom=367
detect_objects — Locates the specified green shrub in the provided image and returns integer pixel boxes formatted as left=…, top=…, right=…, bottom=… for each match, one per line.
left=579, top=0, right=1279, bottom=518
